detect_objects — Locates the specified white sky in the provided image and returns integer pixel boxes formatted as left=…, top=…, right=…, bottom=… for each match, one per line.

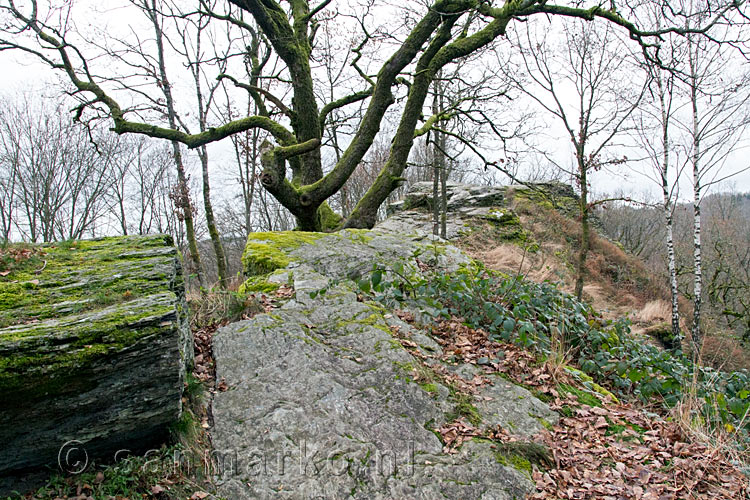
left=1, top=0, right=749, bottom=204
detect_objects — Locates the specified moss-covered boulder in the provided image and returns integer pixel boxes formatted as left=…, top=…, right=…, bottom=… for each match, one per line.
left=0, top=235, right=191, bottom=478
left=212, top=222, right=554, bottom=498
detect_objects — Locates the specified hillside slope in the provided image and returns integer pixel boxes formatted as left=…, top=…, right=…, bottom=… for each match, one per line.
left=387, top=182, right=674, bottom=348
left=207, top=182, right=748, bottom=499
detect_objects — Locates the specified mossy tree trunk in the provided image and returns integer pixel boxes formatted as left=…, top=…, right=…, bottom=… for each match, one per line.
left=574, top=156, right=589, bottom=301
left=187, top=14, right=229, bottom=289
left=5, top=0, right=736, bottom=233
left=431, top=73, right=449, bottom=239
left=432, top=79, right=441, bottom=237
left=199, top=145, right=228, bottom=289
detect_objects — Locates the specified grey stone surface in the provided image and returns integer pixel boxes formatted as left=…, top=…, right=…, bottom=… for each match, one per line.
left=0, top=235, right=191, bottom=480
left=475, top=377, right=559, bottom=437
left=285, top=229, right=470, bottom=282
left=211, top=187, right=563, bottom=498
left=211, top=287, right=535, bottom=500
left=382, top=181, right=583, bottom=240
left=379, top=182, right=511, bottom=239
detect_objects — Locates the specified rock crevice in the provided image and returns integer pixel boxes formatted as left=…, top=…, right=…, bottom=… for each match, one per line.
left=212, top=185, right=562, bottom=499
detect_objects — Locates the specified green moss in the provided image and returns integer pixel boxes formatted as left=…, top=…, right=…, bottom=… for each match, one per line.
left=536, top=417, right=554, bottom=431
left=509, top=184, right=579, bottom=217
left=1, top=294, right=179, bottom=400
left=566, top=366, right=619, bottom=403
left=241, top=231, right=324, bottom=276
left=487, top=208, right=521, bottom=226
left=490, top=441, right=552, bottom=478
left=557, top=382, right=603, bottom=407
left=420, top=382, right=439, bottom=394
left=509, top=454, right=532, bottom=477
left=337, top=313, right=393, bottom=335
left=447, top=392, right=482, bottom=426
left=341, top=228, right=375, bottom=244
left=393, top=360, right=416, bottom=379
left=238, top=275, right=281, bottom=294
left=0, top=235, right=184, bottom=400
left=0, top=235, right=177, bottom=328
left=317, top=202, right=343, bottom=231
left=424, top=419, right=443, bottom=442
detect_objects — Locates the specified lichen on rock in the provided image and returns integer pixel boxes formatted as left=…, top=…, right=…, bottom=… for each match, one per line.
left=209, top=187, right=563, bottom=499
left=0, top=234, right=191, bottom=478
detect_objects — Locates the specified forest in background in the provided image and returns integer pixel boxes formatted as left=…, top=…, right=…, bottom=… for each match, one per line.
left=1, top=0, right=750, bottom=358
left=601, top=192, right=750, bottom=344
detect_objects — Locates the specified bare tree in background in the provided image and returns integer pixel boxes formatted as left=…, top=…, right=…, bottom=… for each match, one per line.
left=173, top=2, right=230, bottom=288
left=0, top=97, right=117, bottom=242
left=703, top=191, right=750, bottom=341
left=677, top=16, right=750, bottom=353
left=0, top=99, right=19, bottom=242
left=504, top=20, right=648, bottom=300
left=108, top=137, right=179, bottom=237
left=2, top=0, right=743, bottom=233
left=138, top=0, right=206, bottom=287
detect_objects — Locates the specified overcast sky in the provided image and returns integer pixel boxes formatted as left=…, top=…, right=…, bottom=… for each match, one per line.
left=1, top=0, right=749, bottom=203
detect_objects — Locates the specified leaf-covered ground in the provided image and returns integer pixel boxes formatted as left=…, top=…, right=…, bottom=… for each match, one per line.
left=392, top=312, right=749, bottom=500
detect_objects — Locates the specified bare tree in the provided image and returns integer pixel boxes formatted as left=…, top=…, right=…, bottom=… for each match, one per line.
left=2, top=0, right=743, bottom=234
left=0, top=98, right=19, bottom=242
left=631, top=14, right=686, bottom=345
left=136, top=0, right=207, bottom=287
left=677, top=15, right=750, bottom=353
left=503, top=19, right=648, bottom=300
left=173, top=2, right=230, bottom=288
left=0, top=97, right=118, bottom=242
left=702, top=190, right=750, bottom=341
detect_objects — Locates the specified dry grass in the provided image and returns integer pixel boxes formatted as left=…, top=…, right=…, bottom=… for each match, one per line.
left=464, top=195, right=750, bottom=374
left=635, top=300, right=672, bottom=324
left=669, top=368, right=750, bottom=471
left=464, top=199, right=671, bottom=326
left=543, top=322, right=577, bottom=385
left=472, top=242, right=560, bottom=283
left=701, top=334, right=750, bottom=372
left=187, top=277, right=265, bottom=329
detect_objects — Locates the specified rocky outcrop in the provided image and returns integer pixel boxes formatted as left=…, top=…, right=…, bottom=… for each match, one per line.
left=0, top=235, right=191, bottom=480
left=382, top=181, right=579, bottom=239
left=211, top=199, right=559, bottom=498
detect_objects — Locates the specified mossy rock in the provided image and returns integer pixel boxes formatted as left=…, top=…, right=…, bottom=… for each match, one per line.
left=509, top=183, right=580, bottom=217
left=0, top=235, right=177, bottom=328
left=0, top=234, right=192, bottom=478
left=241, top=231, right=325, bottom=276
left=644, top=322, right=680, bottom=350
left=492, top=441, right=554, bottom=478
left=238, top=275, right=282, bottom=294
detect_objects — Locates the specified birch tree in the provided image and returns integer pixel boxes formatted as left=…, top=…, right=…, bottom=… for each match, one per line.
left=632, top=20, right=686, bottom=346
left=678, top=20, right=750, bottom=354
left=0, top=0, right=745, bottom=233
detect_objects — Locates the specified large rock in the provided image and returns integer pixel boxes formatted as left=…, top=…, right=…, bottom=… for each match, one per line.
left=0, top=235, right=191, bottom=480
left=212, top=225, right=557, bottom=498
left=382, top=181, right=580, bottom=239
